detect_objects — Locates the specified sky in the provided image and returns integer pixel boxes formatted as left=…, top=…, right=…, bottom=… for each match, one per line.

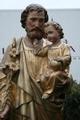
left=0, top=0, right=80, bottom=9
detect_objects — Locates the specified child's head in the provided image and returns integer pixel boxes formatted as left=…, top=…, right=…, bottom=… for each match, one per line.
left=44, top=21, right=64, bottom=43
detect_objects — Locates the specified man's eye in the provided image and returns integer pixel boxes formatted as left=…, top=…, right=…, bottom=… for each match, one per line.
left=31, top=18, right=36, bottom=21
left=39, top=19, right=44, bottom=23
left=48, top=31, right=53, bottom=34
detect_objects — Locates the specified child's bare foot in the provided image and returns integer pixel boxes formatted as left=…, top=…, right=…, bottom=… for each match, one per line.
left=42, top=93, right=50, bottom=99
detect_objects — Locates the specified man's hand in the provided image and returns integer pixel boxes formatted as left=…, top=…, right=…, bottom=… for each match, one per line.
left=0, top=104, right=10, bottom=120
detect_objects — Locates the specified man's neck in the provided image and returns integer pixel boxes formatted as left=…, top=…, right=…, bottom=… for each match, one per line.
left=24, top=36, right=42, bottom=48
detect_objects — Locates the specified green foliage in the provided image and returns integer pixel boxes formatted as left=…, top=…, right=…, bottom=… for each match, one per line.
left=63, top=77, right=80, bottom=120
left=63, top=92, right=80, bottom=120
left=70, top=79, right=80, bottom=95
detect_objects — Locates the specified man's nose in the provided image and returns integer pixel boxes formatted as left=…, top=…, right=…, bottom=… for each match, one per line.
left=35, top=21, right=40, bottom=27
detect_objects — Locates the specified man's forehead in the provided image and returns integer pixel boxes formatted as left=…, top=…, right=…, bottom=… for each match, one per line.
left=28, top=11, right=45, bottom=17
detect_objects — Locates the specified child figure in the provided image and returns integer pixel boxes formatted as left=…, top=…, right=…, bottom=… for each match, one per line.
left=35, top=21, right=71, bottom=99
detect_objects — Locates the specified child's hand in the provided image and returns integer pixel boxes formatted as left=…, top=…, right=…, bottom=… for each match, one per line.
left=54, top=57, right=62, bottom=62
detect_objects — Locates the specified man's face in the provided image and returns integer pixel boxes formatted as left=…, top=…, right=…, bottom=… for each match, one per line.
left=25, top=11, right=45, bottom=40
left=44, top=25, right=60, bottom=43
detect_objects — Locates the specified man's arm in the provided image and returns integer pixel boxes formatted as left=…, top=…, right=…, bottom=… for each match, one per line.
left=0, top=71, right=11, bottom=119
left=0, top=38, right=19, bottom=119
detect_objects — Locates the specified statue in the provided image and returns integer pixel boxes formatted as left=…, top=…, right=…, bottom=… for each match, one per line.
left=35, top=21, right=71, bottom=100
left=0, top=4, right=71, bottom=120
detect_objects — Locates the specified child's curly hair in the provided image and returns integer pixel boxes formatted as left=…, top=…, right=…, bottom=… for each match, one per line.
left=44, top=21, right=64, bottom=39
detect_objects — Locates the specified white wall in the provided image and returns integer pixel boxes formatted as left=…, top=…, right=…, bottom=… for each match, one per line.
left=0, top=9, right=80, bottom=82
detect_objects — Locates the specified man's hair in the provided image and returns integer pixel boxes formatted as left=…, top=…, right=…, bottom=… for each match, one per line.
left=44, top=21, right=64, bottom=39
left=20, top=4, right=48, bottom=29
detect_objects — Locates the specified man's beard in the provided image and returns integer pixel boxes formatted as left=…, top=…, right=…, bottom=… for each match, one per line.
left=26, top=28, right=44, bottom=40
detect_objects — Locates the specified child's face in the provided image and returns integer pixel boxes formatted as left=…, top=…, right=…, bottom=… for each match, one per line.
left=44, top=25, right=60, bottom=43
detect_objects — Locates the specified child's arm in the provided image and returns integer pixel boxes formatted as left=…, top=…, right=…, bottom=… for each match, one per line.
left=34, top=45, right=48, bottom=57
left=52, top=44, right=71, bottom=69
left=58, top=44, right=71, bottom=68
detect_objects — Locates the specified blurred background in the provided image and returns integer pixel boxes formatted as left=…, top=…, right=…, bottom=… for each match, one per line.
left=0, top=9, right=80, bottom=82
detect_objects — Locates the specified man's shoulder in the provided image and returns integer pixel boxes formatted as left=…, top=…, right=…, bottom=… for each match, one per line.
left=0, top=37, right=24, bottom=68
left=11, top=37, right=24, bottom=45
left=3, top=37, right=24, bottom=56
